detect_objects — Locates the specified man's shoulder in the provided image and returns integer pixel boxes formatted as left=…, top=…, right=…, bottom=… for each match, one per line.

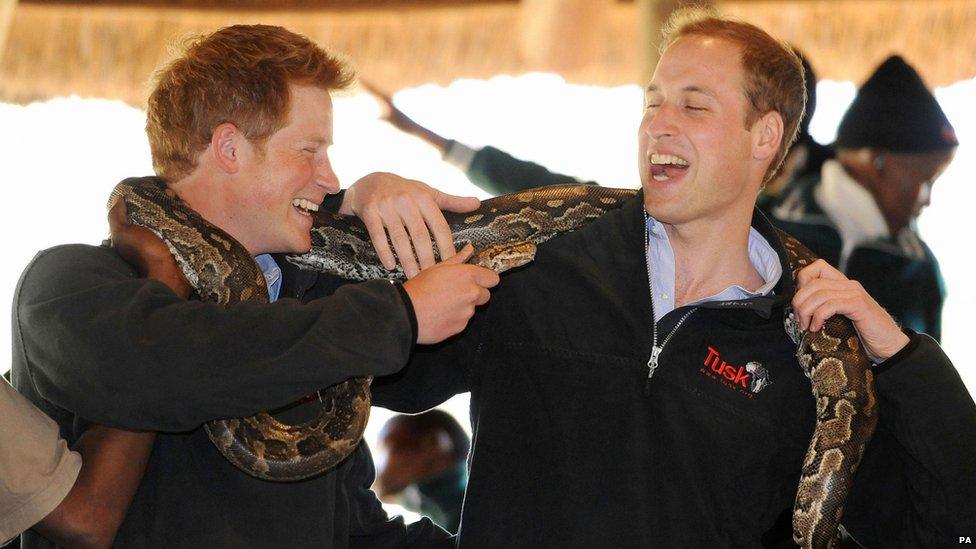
left=17, top=243, right=131, bottom=297
left=25, top=242, right=125, bottom=273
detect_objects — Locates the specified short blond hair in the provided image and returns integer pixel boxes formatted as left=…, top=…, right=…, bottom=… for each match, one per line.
left=661, top=7, right=806, bottom=182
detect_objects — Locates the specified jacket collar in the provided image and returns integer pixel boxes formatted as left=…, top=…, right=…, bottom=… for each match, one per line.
left=620, top=190, right=794, bottom=320
left=274, top=254, right=320, bottom=299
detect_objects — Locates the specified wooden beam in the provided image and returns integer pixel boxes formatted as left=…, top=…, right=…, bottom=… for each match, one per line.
left=519, top=0, right=614, bottom=74
left=0, top=0, right=16, bottom=57
left=21, top=0, right=515, bottom=8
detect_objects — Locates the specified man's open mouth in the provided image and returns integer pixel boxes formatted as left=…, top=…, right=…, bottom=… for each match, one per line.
left=649, top=153, right=689, bottom=181
left=292, top=198, right=320, bottom=216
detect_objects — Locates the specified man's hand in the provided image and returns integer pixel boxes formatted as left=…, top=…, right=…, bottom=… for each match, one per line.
left=108, top=201, right=191, bottom=298
left=403, top=244, right=499, bottom=344
left=341, top=172, right=480, bottom=279
left=793, top=259, right=910, bottom=361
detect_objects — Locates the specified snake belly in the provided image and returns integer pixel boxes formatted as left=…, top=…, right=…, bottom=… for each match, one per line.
left=108, top=179, right=876, bottom=546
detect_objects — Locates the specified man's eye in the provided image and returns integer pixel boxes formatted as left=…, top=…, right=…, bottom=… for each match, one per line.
left=686, top=105, right=707, bottom=111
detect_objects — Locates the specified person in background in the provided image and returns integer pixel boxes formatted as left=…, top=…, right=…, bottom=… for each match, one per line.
left=768, top=55, right=956, bottom=340
left=374, top=410, right=469, bottom=534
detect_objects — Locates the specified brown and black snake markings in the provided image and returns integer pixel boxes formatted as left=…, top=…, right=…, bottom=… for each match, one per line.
left=109, top=179, right=875, bottom=548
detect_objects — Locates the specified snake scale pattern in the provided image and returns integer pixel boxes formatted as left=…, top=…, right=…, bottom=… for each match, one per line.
left=109, top=179, right=875, bottom=547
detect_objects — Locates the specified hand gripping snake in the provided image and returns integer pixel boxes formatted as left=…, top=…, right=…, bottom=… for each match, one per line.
left=109, top=179, right=875, bottom=548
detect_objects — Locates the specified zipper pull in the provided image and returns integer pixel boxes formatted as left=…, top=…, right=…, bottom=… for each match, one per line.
left=644, top=345, right=663, bottom=395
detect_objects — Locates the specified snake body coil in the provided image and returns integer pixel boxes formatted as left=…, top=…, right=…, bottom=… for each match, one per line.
left=109, top=179, right=875, bottom=547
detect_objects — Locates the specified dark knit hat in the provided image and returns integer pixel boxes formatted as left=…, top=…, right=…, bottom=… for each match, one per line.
left=836, top=55, right=957, bottom=153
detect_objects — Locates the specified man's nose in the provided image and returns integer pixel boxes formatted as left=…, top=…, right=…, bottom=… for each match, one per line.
left=917, top=180, right=933, bottom=208
left=642, top=104, right=678, bottom=141
left=316, top=154, right=341, bottom=195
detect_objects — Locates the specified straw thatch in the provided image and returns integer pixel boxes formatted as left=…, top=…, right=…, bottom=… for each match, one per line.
left=1, top=0, right=974, bottom=106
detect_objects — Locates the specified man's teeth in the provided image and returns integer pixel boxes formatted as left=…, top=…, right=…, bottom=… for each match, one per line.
left=650, top=153, right=689, bottom=166
left=292, top=198, right=320, bottom=214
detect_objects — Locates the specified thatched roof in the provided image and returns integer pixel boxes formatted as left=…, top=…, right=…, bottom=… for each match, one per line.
left=1, top=0, right=974, bottom=106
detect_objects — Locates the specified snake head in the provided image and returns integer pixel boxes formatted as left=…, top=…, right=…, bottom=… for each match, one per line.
left=470, top=241, right=538, bottom=274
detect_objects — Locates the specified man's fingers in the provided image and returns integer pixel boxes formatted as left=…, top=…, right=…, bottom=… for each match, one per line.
left=387, top=220, right=420, bottom=279
left=434, top=190, right=481, bottom=214
left=794, top=285, right=861, bottom=331
left=379, top=199, right=420, bottom=277
left=806, top=295, right=864, bottom=332
left=361, top=211, right=397, bottom=270
left=474, top=267, right=500, bottom=289
left=793, top=277, right=848, bottom=310
left=443, top=243, right=474, bottom=265
left=796, top=258, right=847, bottom=287
left=398, top=206, right=437, bottom=271
left=419, top=200, right=457, bottom=261
left=475, top=287, right=491, bottom=306
left=107, top=200, right=128, bottom=235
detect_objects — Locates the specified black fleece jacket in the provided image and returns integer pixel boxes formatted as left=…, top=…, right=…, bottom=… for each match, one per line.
left=10, top=185, right=446, bottom=548
left=373, top=191, right=976, bottom=548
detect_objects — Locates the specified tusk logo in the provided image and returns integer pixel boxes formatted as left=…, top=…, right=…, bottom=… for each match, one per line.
left=701, top=346, right=771, bottom=398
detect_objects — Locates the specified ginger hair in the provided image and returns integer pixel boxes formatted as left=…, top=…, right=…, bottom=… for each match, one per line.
left=146, top=24, right=355, bottom=181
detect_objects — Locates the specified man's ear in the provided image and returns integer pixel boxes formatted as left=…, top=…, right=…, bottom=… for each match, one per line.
left=752, top=111, right=784, bottom=163
left=211, top=122, right=242, bottom=174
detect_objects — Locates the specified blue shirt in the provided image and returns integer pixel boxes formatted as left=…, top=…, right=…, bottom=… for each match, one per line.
left=254, top=254, right=282, bottom=303
left=645, top=214, right=782, bottom=323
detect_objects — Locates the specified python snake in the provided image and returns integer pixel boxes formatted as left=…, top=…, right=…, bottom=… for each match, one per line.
left=109, top=179, right=875, bottom=547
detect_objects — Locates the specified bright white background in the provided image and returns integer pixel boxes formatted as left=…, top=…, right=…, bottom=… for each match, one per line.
left=1, top=76, right=974, bottom=521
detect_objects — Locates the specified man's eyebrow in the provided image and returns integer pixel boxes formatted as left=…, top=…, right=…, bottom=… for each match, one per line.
left=684, top=86, right=719, bottom=99
left=644, top=84, right=718, bottom=99
left=303, top=137, right=332, bottom=145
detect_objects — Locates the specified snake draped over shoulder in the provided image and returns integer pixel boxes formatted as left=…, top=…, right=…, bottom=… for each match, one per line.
left=109, top=179, right=875, bottom=547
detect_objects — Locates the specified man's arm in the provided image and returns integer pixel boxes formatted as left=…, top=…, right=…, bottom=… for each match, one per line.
left=17, top=196, right=495, bottom=433
left=466, top=145, right=595, bottom=196
left=16, top=238, right=416, bottom=435
left=365, top=81, right=594, bottom=196
left=33, top=427, right=155, bottom=548
left=793, top=259, right=976, bottom=543
left=842, top=334, right=976, bottom=545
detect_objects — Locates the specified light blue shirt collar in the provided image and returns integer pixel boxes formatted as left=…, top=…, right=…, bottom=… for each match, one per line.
left=254, top=254, right=282, bottom=303
left=645, top=214, right=781, bottom=323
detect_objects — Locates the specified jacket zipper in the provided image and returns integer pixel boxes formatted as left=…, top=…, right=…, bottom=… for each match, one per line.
left=644, top=212, right=698, bottom=395
left=644, top=307, right=697, bottom=395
